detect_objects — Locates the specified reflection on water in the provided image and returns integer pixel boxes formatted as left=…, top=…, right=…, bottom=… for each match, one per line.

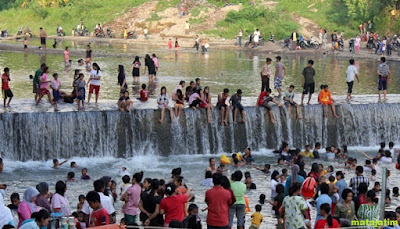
left=0, top=39, right=399, bottom=101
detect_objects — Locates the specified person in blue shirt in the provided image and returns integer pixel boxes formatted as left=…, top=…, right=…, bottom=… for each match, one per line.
left=284, top=164, right=305, bottom=197
left=325, top=147, right=335, bottom=161
left=316, top=183, right=332, bottom=222
left=335, top=171, right=348, bottom=202
left=242, top=148, right=254, bottom=164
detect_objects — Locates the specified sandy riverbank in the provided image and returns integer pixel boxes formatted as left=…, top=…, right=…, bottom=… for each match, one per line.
left=1, top=35, right=399, bottom=62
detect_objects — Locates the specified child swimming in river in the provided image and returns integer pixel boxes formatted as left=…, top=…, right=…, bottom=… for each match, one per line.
left=53, top=159, right=68, bottom=168
left=81, top=168, right=91, bottom=180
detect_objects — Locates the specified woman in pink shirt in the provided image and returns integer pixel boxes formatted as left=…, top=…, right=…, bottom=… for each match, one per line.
left=64, top=47, right=70, bottom=66
left=18, top=187, right=39, bottom=227
left=152, top=54, right=159, bottom=76
left=35, top=67, right=52, bottom=106
left=120, top=172, right=143, bottom=225
left=355, top=35, right=361, bottom=54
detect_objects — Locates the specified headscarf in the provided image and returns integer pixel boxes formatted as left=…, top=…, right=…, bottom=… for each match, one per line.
left=0, top=192, right=14, bottom=227
left=291, top=164, right=300, bottom=185
left=36, top=182, right=49, bottom=195
left=23, top=187, right=39, bottom=213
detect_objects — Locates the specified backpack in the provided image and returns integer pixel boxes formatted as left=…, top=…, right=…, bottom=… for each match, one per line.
left=301, top=177, right=317, bottom=199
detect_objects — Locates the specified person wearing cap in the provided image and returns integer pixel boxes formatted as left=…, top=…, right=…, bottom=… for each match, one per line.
left=274, top=56, right=286, bottom=97
left=335, top=171, right=348, bottom=202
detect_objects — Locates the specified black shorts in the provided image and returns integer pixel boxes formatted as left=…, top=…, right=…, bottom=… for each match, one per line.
left=2, top=89, right=13, bottom=99
left=347, top=81, right=354, bottom=94
left=232, top=104, right=244, bottom=112
left=285, top=101, right=297, bottom=106
left=132, top=68, right=140, bottom=77
left=217, top=102, right=227, bottom=110
left=148, top=68, right=155, bottom=75
left=303, top=83, right=315, bottom=94
left=190, top=99, right=201, bottom=107
left=378, top=78, right=388, bottom=91
left=40, top=37, right=46, bottom=45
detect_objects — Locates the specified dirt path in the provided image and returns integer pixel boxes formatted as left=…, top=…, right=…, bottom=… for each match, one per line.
left=105, top=0, right=241, bottom=40
left=260, top=0, right=320, bottom=39
left=291, top=14, right=320, bottom=39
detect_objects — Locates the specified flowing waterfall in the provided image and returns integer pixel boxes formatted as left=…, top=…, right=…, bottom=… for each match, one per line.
left=1, top=103, right=400, bottom=161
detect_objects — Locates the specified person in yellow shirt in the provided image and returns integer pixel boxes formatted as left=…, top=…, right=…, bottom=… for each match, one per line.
left=318, top=85, right=339, bottom=119
left=250, top=204, right=263, bottom=229
left=123, top=27, right=128, bottom=39
left=301, top=145, right=314, bottom=158
left=319, top=164, right=327, bottom=176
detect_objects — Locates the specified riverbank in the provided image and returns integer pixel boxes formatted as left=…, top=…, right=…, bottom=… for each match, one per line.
left=1, top=35, right=399, bottom=62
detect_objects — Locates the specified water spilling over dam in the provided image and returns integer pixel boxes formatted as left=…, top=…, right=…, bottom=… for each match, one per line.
left=0, top=103, right=399, bottom=160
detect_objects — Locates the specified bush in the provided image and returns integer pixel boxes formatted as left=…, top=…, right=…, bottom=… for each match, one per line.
left=211, top=6, right=298, bottom=39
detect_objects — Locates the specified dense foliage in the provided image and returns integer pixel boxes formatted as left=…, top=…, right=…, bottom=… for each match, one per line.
left=277, top=0, right=400, bottom=36
left=211, top=6, right=298, bottom=39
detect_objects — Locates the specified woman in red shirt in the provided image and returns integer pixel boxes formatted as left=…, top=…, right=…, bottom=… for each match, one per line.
left=159, top=183, right=192, bottom=227
left=315, top=203, right=340, bottom=229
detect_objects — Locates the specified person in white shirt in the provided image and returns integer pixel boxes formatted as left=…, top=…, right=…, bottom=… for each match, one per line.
left=87, top=63, right=102, bottom=104
left=389, top=142, right=395, bottom=155
left=380, top=150, right=393, bottom=164
left=81, top=179, right=116, bottom=225
left=345, top=59, right=359, bottom=102
left=51, top=181, right=71, bottom=217
left=157, top=86, right=174, bottom=123
left=253, top=29, right=260, bottom=46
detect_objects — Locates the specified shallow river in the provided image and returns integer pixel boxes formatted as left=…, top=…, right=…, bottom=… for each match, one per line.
left=1, top=40, right=400, bottom=227
left=1, top=39, right=400, bottom=101
left=1, top=148, right=399, bottom=227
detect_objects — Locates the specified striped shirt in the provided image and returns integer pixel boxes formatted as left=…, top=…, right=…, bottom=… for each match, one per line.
left=349, top=175, right=369, bottom=194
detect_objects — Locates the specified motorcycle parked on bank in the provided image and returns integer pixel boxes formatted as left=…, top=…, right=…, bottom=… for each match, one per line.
left=281, top=37, right=292, bottom=50
left=57, top=26, right=64, bottom=36
left=299, top=36, right=320, bottom=50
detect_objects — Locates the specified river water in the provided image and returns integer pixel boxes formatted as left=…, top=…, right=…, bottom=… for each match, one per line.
left=1, top=149, right=399, bottom=227
left=1, top=39, right=400, bottom=100
left=1, top=40, right=400, bottom=227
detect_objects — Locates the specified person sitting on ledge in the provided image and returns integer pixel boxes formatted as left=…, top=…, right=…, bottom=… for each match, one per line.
left=256, top=88, right=283, bottom=124
left=318, top=85, right=339, bottom=119
left=118, top=90, right=133, bottom=112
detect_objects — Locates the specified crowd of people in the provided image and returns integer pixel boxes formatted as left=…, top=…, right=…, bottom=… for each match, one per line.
left=285, top=24, right=400, bottom=57
left=2, top=141, right=400, bottom=229
left=1, top=45, right=392, bottom=124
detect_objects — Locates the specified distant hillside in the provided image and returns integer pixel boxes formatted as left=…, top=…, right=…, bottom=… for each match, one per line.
left=0, top=0, right=398, bottom=39
left=0, top=0, right=151, bottom=36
